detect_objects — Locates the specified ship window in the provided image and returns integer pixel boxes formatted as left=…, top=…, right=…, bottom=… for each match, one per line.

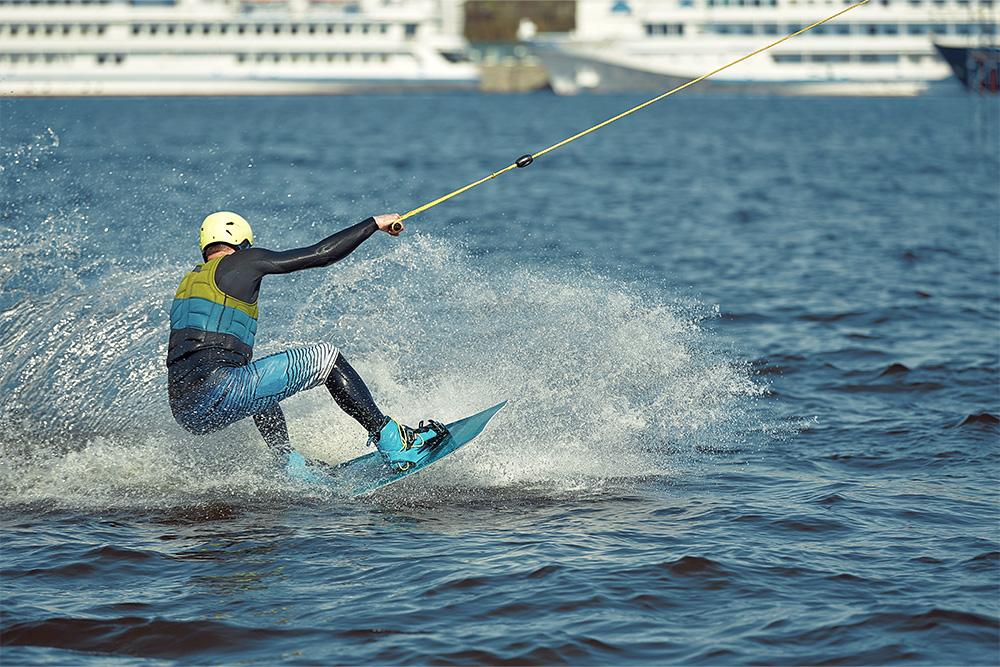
left=256, top=24, right=264, bottom=35
left=404, top=23, right=417, bottom=37
left=327, top=24, right=335, bottom=33
left=811, top=53, right=850, bottom=62
left=983, top=23, right=996, bottom=34
left=774, top=54, right=803, bottom=62
left=219, top=24, right=227, bottom=35
left=362, top=24, right=370, bottom=34
left=908, top=23, right=926, bottom=34
left=238, top=24, right=246, bottom=35
left=646, top=23, right=682, bottom=35
left=290, top=24, right=299, bottom=35
left=203, top=24, right=211, bottom=35
left=835, top=24, right=850, bottom=34
left=860, top=53, right=899, bottom=62
left=308, top=25, right=316, bottom=34
left=762, top=23, right=779, bottom=34
left=150, top=24, right=159, bottom=35
left=344, top=24, right=352, bottom=34
left=929, top=24, right=947, bottom=34
left=273, top=24, right=281, bottom=34
left=380, top=24, right=388, bottom=34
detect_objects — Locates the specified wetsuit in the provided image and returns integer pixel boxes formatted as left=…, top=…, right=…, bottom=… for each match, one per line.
left=167, top=218, right=387, bottom=454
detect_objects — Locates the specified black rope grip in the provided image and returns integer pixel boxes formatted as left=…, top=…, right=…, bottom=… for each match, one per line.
left=515, top=154, right=534, bottom=168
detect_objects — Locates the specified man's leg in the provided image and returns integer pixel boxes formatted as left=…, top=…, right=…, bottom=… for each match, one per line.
left=253, top=403, right=290, bottom=455
left=325, top=354, right=387, bottom=434
left=325, top=355, right=448, bottom=472
left=204, top=344, right=445, bottom=475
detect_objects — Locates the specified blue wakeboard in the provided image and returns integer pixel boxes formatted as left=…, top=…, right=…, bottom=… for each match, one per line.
left=313, top=401, right=506, bottom=496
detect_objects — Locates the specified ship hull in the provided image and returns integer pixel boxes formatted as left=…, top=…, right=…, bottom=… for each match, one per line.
left=533, top=48, right=945, bottom=97
left=523, top=0, right=994, bottom=97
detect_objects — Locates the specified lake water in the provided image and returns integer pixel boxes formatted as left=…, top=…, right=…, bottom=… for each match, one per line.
left=1, top=92, right=998, bottom=665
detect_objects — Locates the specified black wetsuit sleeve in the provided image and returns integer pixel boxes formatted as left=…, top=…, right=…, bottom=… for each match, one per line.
left=214, top=217, right=379, bottom=303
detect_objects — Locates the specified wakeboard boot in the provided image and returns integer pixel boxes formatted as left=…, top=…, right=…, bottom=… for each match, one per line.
left=283, top=450, right=327, bottom=485
left=368, top=417, right=449, bottom=472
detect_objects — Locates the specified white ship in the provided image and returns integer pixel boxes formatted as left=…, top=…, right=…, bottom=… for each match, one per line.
left=522, top=0, right=999, bottom=96
left=0, top=0, right=479, bottom=97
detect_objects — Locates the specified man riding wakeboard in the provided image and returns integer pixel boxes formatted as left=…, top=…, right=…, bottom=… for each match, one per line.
left=166, top=211, right=447, bottom=481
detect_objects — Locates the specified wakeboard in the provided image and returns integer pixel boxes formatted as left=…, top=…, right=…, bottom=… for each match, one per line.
left=313, top=401, right=506, bottom=496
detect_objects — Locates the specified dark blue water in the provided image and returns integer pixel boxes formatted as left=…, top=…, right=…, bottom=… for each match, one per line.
left=1, top=93, right=998, bottom=666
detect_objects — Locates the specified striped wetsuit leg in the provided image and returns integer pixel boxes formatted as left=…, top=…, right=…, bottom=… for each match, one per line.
left=185, top=342, right=340, bottom=433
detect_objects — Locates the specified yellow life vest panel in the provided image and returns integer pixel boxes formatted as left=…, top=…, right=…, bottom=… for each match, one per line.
left=167, top=257, right=258, bottom=365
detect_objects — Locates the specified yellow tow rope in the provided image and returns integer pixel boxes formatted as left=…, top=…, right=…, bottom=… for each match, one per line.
left=393, top=0, right=872, bottom=230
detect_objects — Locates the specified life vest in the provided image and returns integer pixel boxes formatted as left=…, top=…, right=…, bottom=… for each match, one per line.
left=167, top=257, right=258, bottom=366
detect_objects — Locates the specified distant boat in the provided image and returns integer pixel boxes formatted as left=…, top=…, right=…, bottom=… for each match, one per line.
left=934, top=44, right=1000, bottom=92
left=0, top=0, right=480, bottom=97
left=521, top=0, right=999, bottom=97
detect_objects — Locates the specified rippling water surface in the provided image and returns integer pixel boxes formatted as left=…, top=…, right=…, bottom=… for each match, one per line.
left=1, top=93, right=998, bottom=666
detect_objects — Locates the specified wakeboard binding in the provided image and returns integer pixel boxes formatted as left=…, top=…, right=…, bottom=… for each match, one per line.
left=369, top=417, right=450, bottom=472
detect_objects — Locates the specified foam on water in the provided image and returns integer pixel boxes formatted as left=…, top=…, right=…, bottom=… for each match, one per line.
left=1, top=210, right=766, bottom=510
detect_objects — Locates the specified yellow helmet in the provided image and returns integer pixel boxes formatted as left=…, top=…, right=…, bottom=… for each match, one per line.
left=199, top=212, right=254, bottom=253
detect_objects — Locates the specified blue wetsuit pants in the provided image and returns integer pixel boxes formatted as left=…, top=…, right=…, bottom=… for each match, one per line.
left=171, top=343, right=386, bottom=441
